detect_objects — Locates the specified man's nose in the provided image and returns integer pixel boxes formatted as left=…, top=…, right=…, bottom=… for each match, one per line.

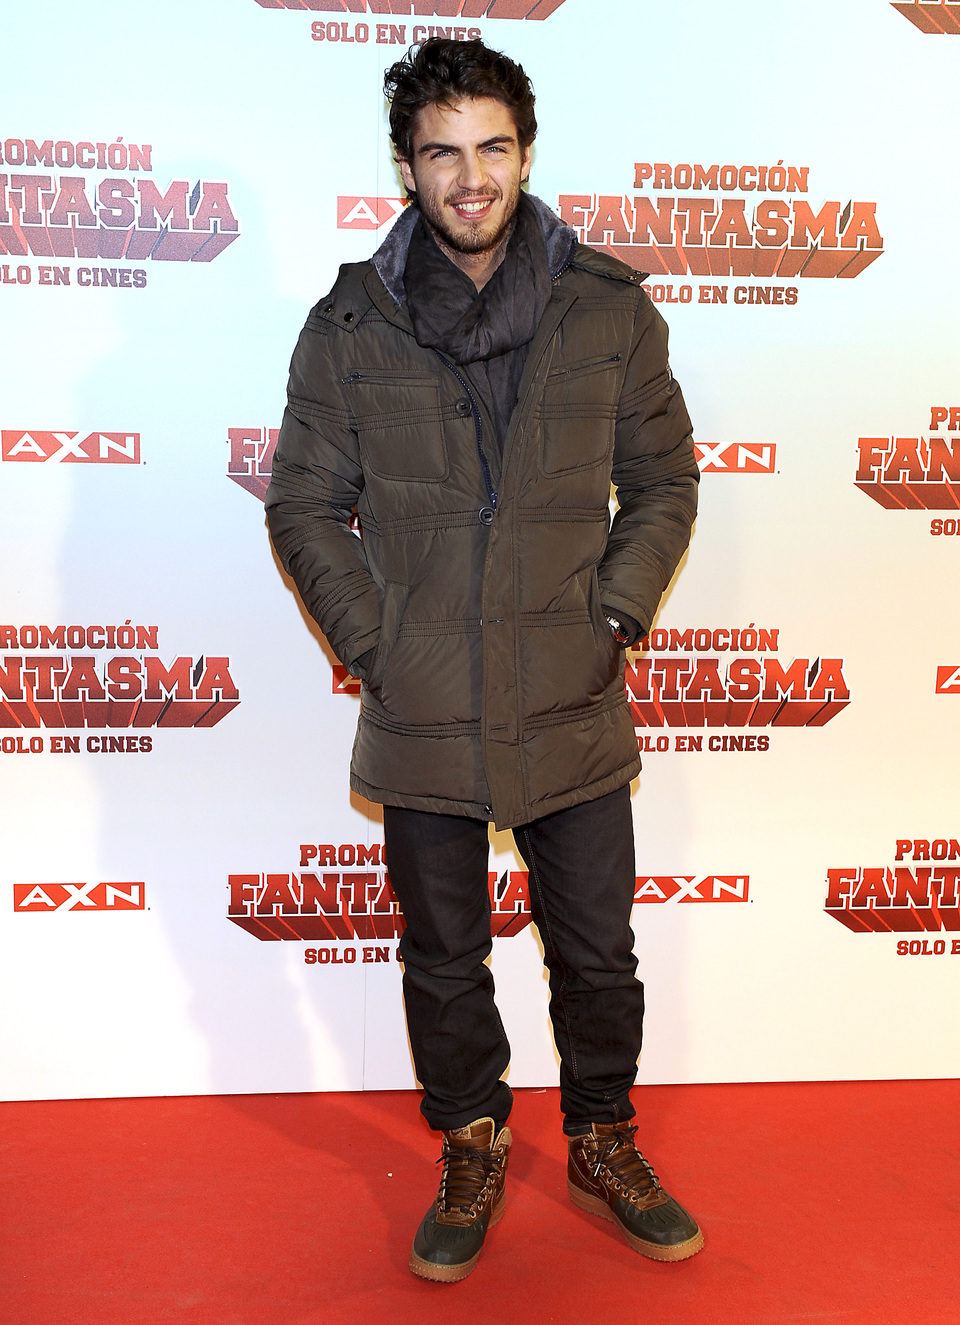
left=457, top=151, right=488, bottom=192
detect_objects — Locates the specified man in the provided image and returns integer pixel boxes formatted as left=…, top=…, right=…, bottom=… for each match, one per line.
left=266, top=38, right=701, bottom=1282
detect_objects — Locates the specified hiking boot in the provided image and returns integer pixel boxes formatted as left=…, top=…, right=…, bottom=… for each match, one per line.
left=409, top=1117, right=511, bottom=1283
left=567, top=1122, right=703, bottom=1262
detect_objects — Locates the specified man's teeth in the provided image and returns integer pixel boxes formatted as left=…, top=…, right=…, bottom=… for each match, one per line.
left=456, top=200, right=491, bottom=213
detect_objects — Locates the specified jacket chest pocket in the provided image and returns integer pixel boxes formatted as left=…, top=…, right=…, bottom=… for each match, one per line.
left=343, top=370, right=449, bottom=483
left=539, top=353, right=621, bottom=477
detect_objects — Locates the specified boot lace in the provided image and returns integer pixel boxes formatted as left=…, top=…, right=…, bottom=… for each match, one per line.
left=436, top=1140, right=504, bottom=1216
left=591, top=1125, right=663, bottom=1206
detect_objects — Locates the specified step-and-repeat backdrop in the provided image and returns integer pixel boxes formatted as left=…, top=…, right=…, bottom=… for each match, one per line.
left=2, top=0, right=958, bottom=1102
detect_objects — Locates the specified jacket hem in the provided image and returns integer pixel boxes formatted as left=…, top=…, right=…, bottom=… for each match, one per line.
left=504, top=761, right=640, bottom=832
left=349, top=775, right=494, bottom=823
left=350, top=760, right=640, bottom=832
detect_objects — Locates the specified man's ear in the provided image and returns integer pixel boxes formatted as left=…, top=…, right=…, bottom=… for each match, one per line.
left=520, top=144, right=532, bottom=185
left=399, top=157, right=416, bottom=195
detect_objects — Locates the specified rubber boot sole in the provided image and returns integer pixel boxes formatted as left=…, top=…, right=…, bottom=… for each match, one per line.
left=568, top=1179, right=704, bottom=1262
left=408, top=1196, right=506, bottom=1283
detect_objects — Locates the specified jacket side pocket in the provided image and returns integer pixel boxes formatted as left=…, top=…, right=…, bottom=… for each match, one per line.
left=365, top=581, right=408, bottom=695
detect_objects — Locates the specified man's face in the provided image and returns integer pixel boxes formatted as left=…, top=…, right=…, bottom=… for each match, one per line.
left=399, top=96, right=531, bottom=265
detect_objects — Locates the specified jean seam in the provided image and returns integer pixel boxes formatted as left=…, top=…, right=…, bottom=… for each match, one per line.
left=518, top=825, right=582, bottom=1085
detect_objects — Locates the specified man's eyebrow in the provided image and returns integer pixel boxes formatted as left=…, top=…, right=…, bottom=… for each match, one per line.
left=415, top=134, right=517, bottom=155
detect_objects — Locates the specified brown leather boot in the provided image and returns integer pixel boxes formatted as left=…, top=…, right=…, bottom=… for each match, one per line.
left=409, top=1117, right=511, bottom=1283
left=568, top=1122, right=703, bottom=1262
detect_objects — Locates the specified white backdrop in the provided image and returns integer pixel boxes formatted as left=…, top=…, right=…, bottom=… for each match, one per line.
left=2, top=0, right=958, bottom=1102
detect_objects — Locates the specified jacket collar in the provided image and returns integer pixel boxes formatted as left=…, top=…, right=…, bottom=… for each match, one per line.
left=370, top=192, right=578, bottom=307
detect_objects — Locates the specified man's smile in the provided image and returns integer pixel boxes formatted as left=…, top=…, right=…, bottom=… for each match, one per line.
left=449, top=196, right=497, bottom=218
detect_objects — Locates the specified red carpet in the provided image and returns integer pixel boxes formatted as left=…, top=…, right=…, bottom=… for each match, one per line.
left=2, top=1080, right=957, bottom=1323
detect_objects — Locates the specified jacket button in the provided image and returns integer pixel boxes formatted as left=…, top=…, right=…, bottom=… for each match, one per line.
left=455, top=398, right=471, bottom=415
left=478, top=507, right=495, bottom=525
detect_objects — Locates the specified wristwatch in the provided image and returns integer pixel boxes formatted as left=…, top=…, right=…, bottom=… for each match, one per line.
left=605, top=614, right=631, bottom=646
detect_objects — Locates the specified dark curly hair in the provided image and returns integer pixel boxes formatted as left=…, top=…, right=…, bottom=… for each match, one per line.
left=384, top=37, right=537, bottom=161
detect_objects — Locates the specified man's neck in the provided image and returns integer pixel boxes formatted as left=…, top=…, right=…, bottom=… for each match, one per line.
left=428, top=220, right=516, bottom=292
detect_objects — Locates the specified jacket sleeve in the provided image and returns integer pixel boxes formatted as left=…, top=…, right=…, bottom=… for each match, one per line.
left=264, top=313, right=381, bottom=676
left=597, top=292, right=699, bottom=637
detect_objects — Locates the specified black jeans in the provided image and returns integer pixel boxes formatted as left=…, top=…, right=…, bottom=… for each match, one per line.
left=383, top=786, right=645, bottom=1135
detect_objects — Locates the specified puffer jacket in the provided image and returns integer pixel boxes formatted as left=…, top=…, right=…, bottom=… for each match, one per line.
left=266, top=197, right=698, bottom=829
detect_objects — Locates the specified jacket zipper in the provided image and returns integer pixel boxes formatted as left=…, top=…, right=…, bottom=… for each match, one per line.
left=435, top=353, right=498, bottom=512
left=548, top=352, right=621, bottom=379
left=552, top=252, right=574, bottom=284
left=340, top=371, right=415, bottom=385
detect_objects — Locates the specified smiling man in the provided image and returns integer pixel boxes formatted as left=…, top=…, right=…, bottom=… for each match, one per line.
left=266, top=38, right=701, bottom=1282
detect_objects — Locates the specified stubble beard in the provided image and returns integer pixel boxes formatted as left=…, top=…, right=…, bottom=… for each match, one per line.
left=418, top=184, right=521, bottom=259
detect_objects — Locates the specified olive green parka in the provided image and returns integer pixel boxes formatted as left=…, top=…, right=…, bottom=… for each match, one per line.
left=266, top=197, right=698, bottom=829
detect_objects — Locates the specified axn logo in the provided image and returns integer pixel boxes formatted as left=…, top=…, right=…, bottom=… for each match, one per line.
left=257, top=0, right=567, bottom=17
left=227, top=426, right=277, bottom=501
left=695, top=441, right=776, bottom=474
left=337, top=197, right=407, bottom=230
left=13, top=881, right=145, bottom=913
left=892, top=2, right=960, bottom=33
left=2, top=430, right=141, bottom=464
left=936, top=666, right=960, bottom=694
left=635, top=875, right=749, bottom=903
left=855, top=406, right=960, bottom=509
